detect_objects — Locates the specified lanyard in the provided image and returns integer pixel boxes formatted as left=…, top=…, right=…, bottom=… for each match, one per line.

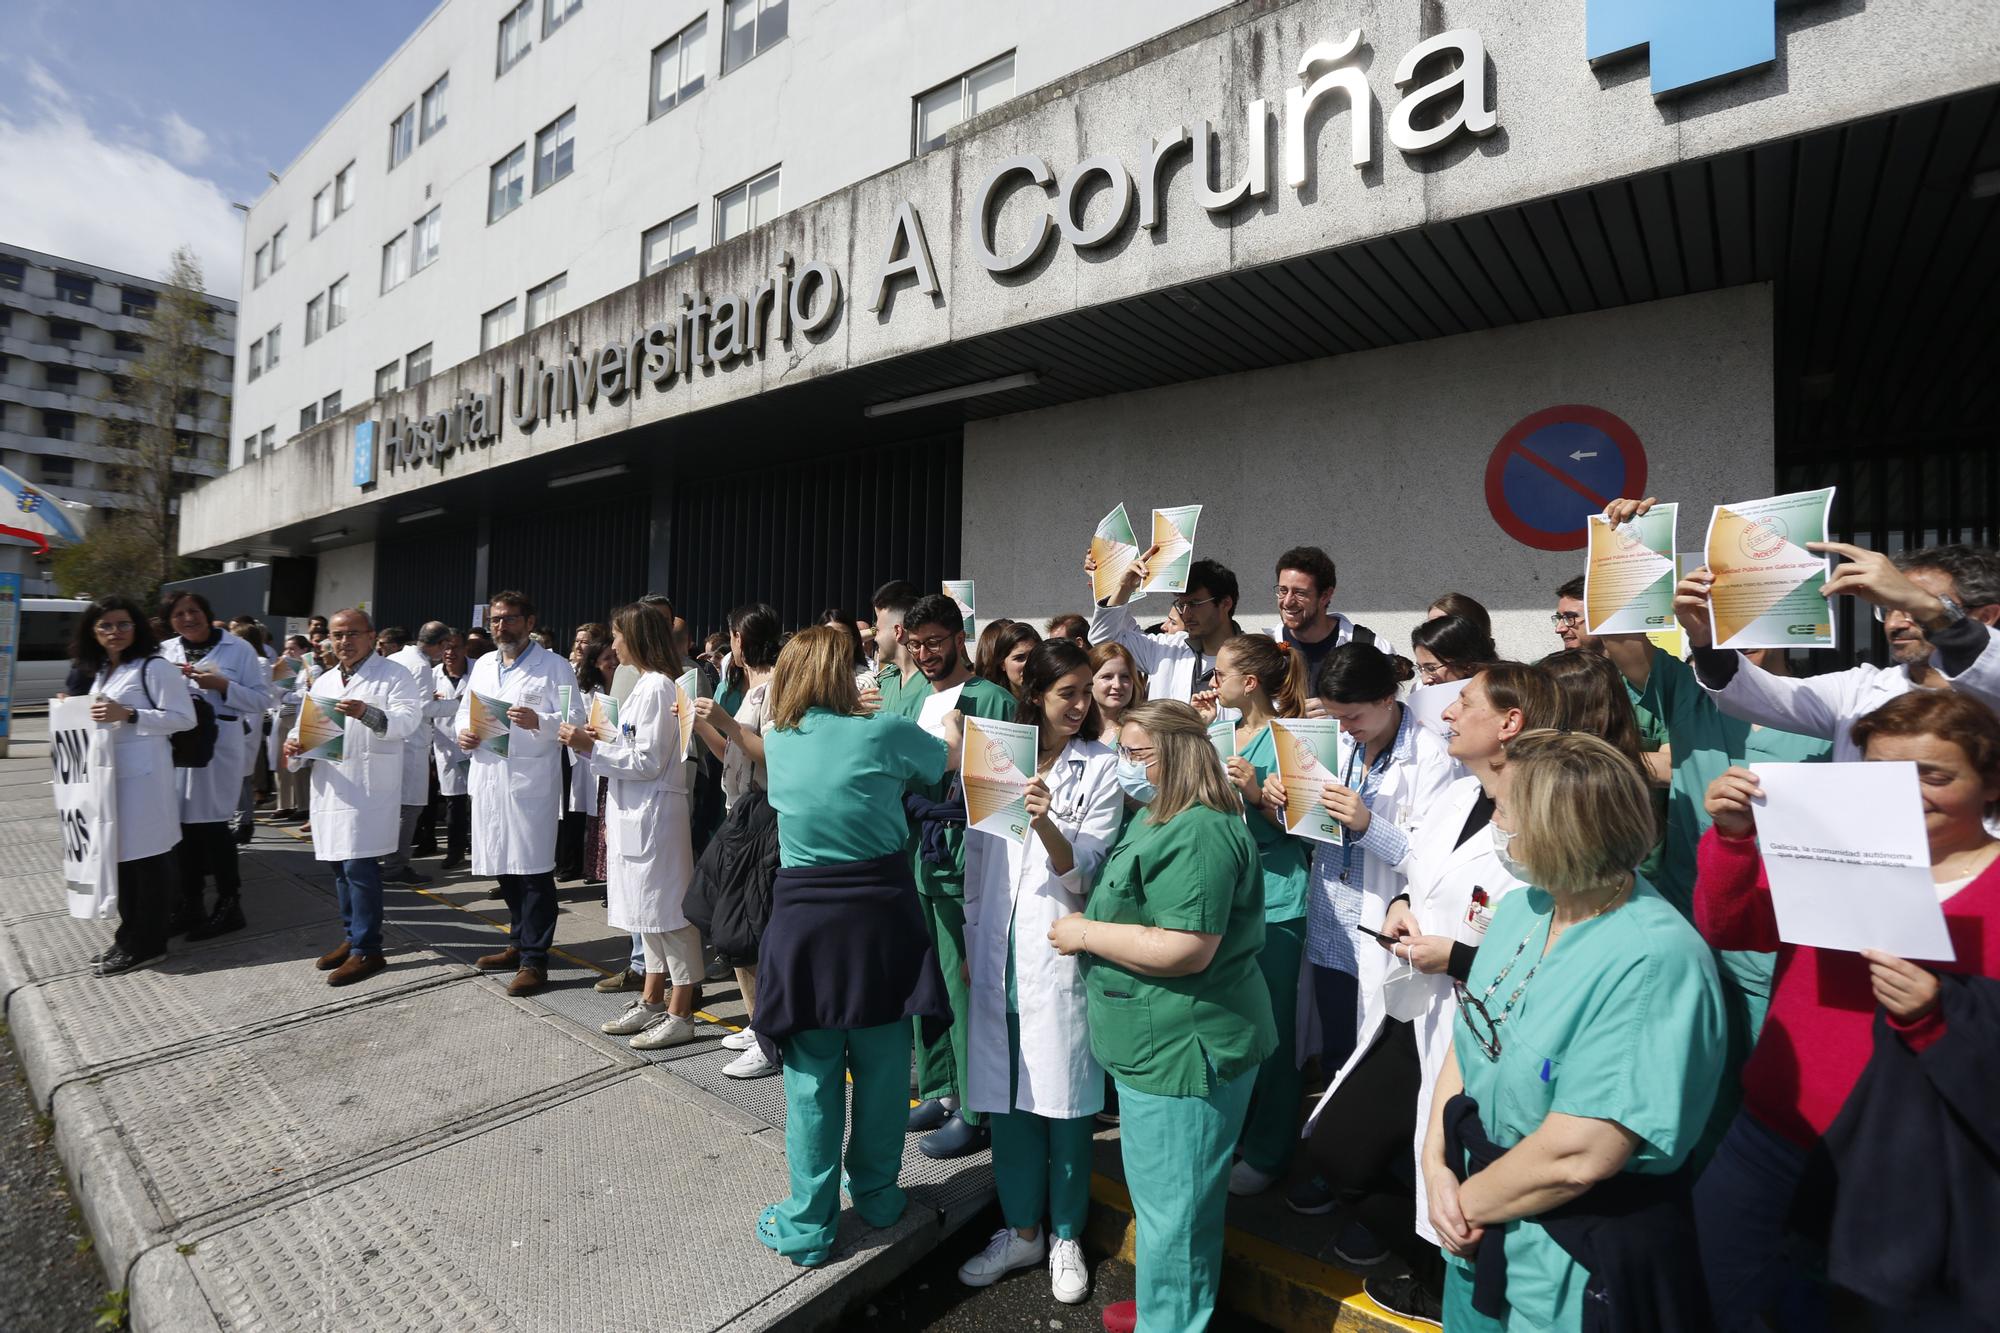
left=1338, top=708, right=1399, bottom=883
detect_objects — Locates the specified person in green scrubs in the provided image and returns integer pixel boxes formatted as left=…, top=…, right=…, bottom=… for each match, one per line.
left=1200, top=634, right=1312, bottom=1197
left=892, top=593, right=1020, bottom=1158
left=1050, top=700, right=1277, bottom=1333
left=1421, top=731, right=1726, bottom=1331
left=755, top=626, right=958, bottom=1267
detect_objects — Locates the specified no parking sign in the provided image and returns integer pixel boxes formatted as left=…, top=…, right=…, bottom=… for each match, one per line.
left=1484, top=405, right=1647, bottom=552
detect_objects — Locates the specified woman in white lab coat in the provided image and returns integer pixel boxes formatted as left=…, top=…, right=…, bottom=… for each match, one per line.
left=956, top=639, right=1124, bottom=1304
left=430, top=635, right=475, bottom=870
left=561, top=601, right=698, bottom=1051
left=66, top=597, right=197, bottom=975
left=1298, top=663, right=1559, bottom=1323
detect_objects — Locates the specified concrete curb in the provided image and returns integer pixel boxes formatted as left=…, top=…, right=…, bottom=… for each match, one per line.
left=7, top=982, right=77, bottom=1111
left=49, top=1077, right=173, bottom=1289
left=129, top=1246, right=225, bottom=1333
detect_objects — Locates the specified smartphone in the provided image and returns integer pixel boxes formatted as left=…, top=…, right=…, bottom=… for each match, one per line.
left=1354, top=923, right=1396, bottom=944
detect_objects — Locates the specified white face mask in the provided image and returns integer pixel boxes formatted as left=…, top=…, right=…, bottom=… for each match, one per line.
left=1490, top=823, right=1531, bottom=883
left=1379, top=955, right=1432, bottom=1022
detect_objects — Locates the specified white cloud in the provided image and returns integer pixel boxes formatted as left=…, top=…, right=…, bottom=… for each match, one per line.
left=0, top=91, right=242, bottom=299
left=160, top=110, right=208, bottom=167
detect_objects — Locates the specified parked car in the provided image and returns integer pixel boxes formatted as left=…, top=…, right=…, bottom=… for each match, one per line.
left=13, top=598, right=90, bottom=709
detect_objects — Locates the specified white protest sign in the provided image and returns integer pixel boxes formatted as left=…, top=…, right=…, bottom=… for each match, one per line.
left=50, top=696, right=118, bottom=921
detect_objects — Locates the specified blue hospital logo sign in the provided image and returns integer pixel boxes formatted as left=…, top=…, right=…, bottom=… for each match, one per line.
left=17, top=490, right=42, bottom=514
left=1588, top=0, right=1786, bottom=97
left=1484, top=405, right=1648, bottom=553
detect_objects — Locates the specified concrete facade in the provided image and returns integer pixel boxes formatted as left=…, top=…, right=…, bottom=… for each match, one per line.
left=962, top=284, right=1775, bottom=658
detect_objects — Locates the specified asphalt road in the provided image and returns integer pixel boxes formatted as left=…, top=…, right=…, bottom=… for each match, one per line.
left=0, top=1023, right=112, bottom=1332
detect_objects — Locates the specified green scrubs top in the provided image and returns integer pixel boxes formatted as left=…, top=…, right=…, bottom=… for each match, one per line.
left=1623, top=678, right=1670, bottom=885
left=765, top=708, right=945, bottom=869
left=1633, top=647, right=1750, bottom=918
left=891, top=674, right=1017, bottom=898
left=1238, top=725, right=1308, bottom=923
left=1081, top=805, right=1278, bottom=1097
left=1446, top=876, right=1726, bottom=1331
left=1744, top=724, right=1832, bottom=766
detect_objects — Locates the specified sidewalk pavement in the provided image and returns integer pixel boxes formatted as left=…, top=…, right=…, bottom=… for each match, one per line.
left=0, top=714, right=993, bottom=1332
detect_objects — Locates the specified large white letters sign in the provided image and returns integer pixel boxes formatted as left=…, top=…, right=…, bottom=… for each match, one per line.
left=50, top=696, right=117, bottom=921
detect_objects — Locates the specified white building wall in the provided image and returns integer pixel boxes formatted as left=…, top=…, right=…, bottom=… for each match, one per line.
left=312, top=540, right=378, bottom=617
left=229, top=0, right=1231, bottom=467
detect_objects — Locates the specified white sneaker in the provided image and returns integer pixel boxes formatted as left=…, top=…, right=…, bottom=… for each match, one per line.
left=956, top=1227, right=1044, bottom=1288
left=601, top=1000, right=665, bottom=1036
left=1048, top=1238, right=1090, bottom=1304
left=629, top=1013, right=696, bottom=1050
left=723, top=1046, right=778, bottom=1079
left=1229, top=1158, right=1278, bottom=1196
left=720, top=1028, right=757, bottom=1051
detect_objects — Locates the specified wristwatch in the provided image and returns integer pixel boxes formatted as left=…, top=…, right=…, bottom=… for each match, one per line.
left=1920, top=595, right=1967, bottom=631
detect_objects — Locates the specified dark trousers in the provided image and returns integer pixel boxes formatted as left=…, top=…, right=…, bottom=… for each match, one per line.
left=332, top=857, right=385, bottom=955
left=112, top=851, right=176, bottom=959
left=412, top=766, right=442, bottom=850
left=1306, top=1019, right=1443, bottom=1294
left=555, top=811, right=585, bottom=879
left=442, top=794, right=469, bottom=859
left=1694, top=1111, right=1829, bottom=1333
left=176, top=820, right=240, bottom=910
left=1313, top=964, right=1361, bottom=1071
left=496, top=872, right=558, bottom=968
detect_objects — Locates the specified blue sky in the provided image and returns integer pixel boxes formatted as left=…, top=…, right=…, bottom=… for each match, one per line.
left=0, top=0, right=434, bottom=299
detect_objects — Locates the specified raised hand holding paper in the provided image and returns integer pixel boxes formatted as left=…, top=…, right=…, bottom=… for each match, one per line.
left=1089, top=504, right=1141, bottom=603
left=962, top=716, right=1040, bottom=839
left=943, top=579, right=977, bottom=637
left=1142, top=505, right=1202, bottom=595
left=1706, top=487, right=1837, bottom=650
left=467, top=691, right=512, bottom=756
left=1270, top=717, right=1344, bottom=846
left=1585, top=503, right=1678, bottom=635
left=1750, top=760, right=1954, bottom=961
left=293, top=694, right=347, bottom=762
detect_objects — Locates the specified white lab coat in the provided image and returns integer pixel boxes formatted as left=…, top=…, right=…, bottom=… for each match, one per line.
left=1264, top=614, right=1398, bottom=664
left=454, top=640, right=578, bottom=876
left=387, top=644, right=443, bottom=804
left=1303, top=776, right=1525, bottom=1243
left=161, top=629, right=269, bottom=824
left=1086, top=601, right=1212, bottom=703
left=963, top=738, right=1125, bottom=1120
left=430, top=668, right=473, bottom=797
left=90, top=656, right=197, bottom=862
left=590, top=672, right=694, bottom=933
left=286, top=655, right=424, bottom=861
left=568, top=739, right=600, bottom=818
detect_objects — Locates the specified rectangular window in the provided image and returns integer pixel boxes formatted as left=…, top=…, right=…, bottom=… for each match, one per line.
left=322, top=390, right=342, bottom=418
left=248, top=337, right=263, bottom=380
left=723, top=0, right=787, bottom=73
left=488, top=146, right=527, bottom=222
left=327, top=276, right=349, bottom=329
left=411, top=206, right=442, bottom=272
left=405, top=344, right=432, bottom=385
left=114, top=331, right=143, bottom=354
left=43, top=410, right=78, bottom=441
left=914, top=51, right=1015, bottom=155
left=271, top=225, right=287, bottom=270
left=242, top=433, right=258, bottom=462
left=388, top=105, right=415, bottom=170
left=312, top=186, right=333, bottom=235
left=526, top=272, right=567, bottom=329
left=649, top=16, right=707, bottom=119
left=305, top=293, right=326, bottom=344
left=47, top=364, right=79, bottom=388
left=533, top=109, right=576, bottom=193
left=48, top=318, right=82, bottom=344
left=641, top=207, right=698, bottom=275
left=714, top=165, right=780, bottom=243
left=543, top=0, right=581, bottom=38
left=54, top=272, right=93, bottom=306
left=254, top=244, right=269, bottom=286
left=259, top=425, right=274, bottom=454
left=0, top=259, right=23, bottom=290
left=374, top=361, right=399, bottom=398
left=480, top=298, right=520, bottom=352
left=41, top=456, right=74, bottom=486
left=497, top=0, right=533, bottom=76
left=266, top=325, right=281, bottom=368
left=336, top=162, right=355, bottom=214
left=300, top=403, right=319, bottom=434
left=420, top=73, right=449, bottom=141
left=119, top=287, right=155, bottom=318
left=380, top=231, right=410, bottom=292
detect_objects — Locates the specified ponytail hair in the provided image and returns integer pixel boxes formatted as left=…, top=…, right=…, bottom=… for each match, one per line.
left=1221, top=633, right=1308, bottom=718
left=1313, top=642, right=1415, bottom=704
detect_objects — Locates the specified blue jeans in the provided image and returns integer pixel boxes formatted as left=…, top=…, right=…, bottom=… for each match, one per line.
left=629, top=932, right=645, bottom=975
left=1694, top=1111, right=1828, bottom=1332
left=332, top=858, right=384, bottom=955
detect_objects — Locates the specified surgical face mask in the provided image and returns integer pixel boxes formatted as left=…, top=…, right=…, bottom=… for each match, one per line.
left=1490, top=823, right=1531, bottom=882
left=1116, top=757, right=1157, bottom=805
left=1380, top=956, right=1431, bottom=1023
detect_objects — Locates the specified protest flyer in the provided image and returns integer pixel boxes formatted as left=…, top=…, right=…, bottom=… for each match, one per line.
left=1751, top=760, right=1954, bottom=961
left=468, top=691, right=513, bottom=756
left=1089, top=504, right=1142, bottom=604
left=50, top=696, right=117, bottom=921
left=1208, top=718, right=1237, bottom=766
left=1269, top=717, right=1345, bottom=846
left=1706, top=487, right=1837, bottom=650
left=943, top=580, right=977, bottom=637
left=292, top=694, right=347, bottom=762
left=917, top=683, right=963, bottom=740
left=1407, top=678, right=1468, bottom=742
left=1141, top=505, right=1202, bottom=595
left=557, top=685, right=571, bottom=722
left=674, top=668, right=701, bottom=757
left=272, top=654, right=300, bottom=687
left=588, top=691, right=620, bottom=736
left=961, top=716, right=1039, bottom=838
left=1584, top=503, right=1678, bottom=636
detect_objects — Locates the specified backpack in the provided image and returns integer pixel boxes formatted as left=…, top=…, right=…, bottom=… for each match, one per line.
left=137, top=655, right=218, bottom=768
left=684, top=788, right=780, bottom=965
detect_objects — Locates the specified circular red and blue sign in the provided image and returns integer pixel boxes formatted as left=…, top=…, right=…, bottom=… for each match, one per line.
left=1484, top=405, right=1647, bottom=552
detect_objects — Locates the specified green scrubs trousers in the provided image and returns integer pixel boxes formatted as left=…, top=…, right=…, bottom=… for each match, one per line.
left=915, top=891, right=980, bottom=1125
left=1235, top=916, right=1305, bottom=1177
left=759, top=1022, right=911, bottom=1265
left=1117, top=1066, right=1256, bottom=1333
left=990, top=1013, right=1095, bottom=1240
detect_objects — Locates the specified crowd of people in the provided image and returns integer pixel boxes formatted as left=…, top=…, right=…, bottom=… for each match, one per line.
left=56, top=515, right=2000, bottom=1332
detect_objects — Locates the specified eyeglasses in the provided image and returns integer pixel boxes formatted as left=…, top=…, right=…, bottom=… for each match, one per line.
left=906, top=635, right=957, bottom=654
left=327, top=630, right=371, bottom=641
left=1453, top=984, right=1503, bottom=1061
left=1274, top=588, right=1318, bottom=606
left=1417, top=661, right=1452, bottom=682
left=1549, top=612, right=1584, bottom=628
left=487, top=613, right=526, bottom=627
left=94, top=621, right=135, bottom=635
left=1171, top=595, right=1217, bottom=613
left=1115, top=745, right=1155, bottom=762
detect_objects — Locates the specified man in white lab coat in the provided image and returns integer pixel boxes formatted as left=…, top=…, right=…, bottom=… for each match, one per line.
left=1086, top=556, right=1241, bottom=703
left=455, top=590, right=579, bottom=996
left=283, top=609, right=423, bottom=987
left=382, top=621, right=451, bottom=885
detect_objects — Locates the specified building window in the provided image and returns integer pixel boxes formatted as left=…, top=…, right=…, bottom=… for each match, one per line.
left=119, top=287, right=156, bottom=319
left=497, top=0, right=533, bottom=76
left=54, top=272, right=93, bottom=306
left=405, top=344, right=432, bottom=385
left=412, top=207, right=442, bottom=273
left=43, top=410, right=78, bottom=441
left=914, top=51, right=1015, bottom=156
left=714, top=166, right=780, bottom=243
left=0, top=354, right=9, bottom=379
left=47, top=364, right=79, bottom=388
left=312, top=186, right=333, bottom=236
left=543, top=0, right=581, bottom=38
left=420, top=73, right=449, bottom=141
left=254, top=244, right=269, bottom=287
left=258, top=425, right=274, bottom=454
left=248, top=337, right=263, bottom=380
left=327, top=276, right=349, bottom=330
left=526, top=273, right=567, bottom=330
left=114, top=332, right=143, bottom=355
left=271, top=225, right=287, bottom=271
left=489, top=146, right=527, bottom=223
left=374, top=361, right=399, bottom=398
left=48, top=318, right=82, bottom=345
left=723, top=0, right=787, bottom=73
left=389, top=105, right=416, bottom=170
left=322, top=390, right=342, bottom=418
left=649, top=17, right=707, bottom=119
left=305, top=294, right=326, bottom=345
left=336, top=162, right=356, bottom=214
left=242, top=433, right=257, bottom=462
left=41, top=456, right=74, bottom=486
left=533, top=109, right=576, bottom=194
left=480, top=298, right=520, bottom=352
left=642, top=208, right=698, bottom=276
left=265, top=325, right=281, bottom=368
left=0, top=259, right=23, bottom=290
left=381, top=231, right=410, bottom=292
left=300, top=403, right=319, bottom=434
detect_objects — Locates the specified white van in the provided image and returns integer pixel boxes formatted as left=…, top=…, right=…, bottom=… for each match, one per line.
left=13, top=598, right=91, bottom=709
